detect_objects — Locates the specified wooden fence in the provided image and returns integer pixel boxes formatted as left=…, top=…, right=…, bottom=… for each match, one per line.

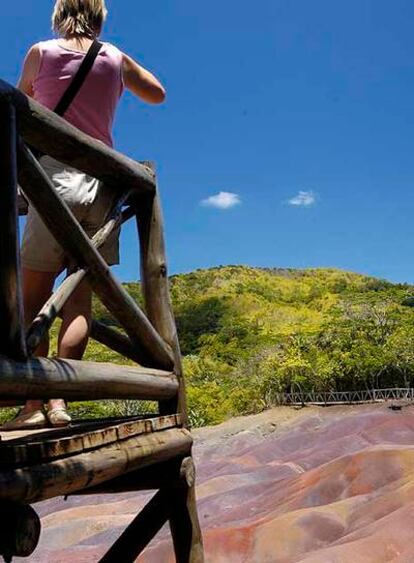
left=0, top=79, right=204, bottom=562
left=276, top=387, right=414, bottom=406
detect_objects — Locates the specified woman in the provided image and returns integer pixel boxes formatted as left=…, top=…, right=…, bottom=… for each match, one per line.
left=3, top=0, right=166, bottom=429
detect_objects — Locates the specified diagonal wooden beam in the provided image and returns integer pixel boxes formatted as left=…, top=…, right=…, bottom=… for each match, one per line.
left=17, top=144, right=174, bottom=370
left=99, top=489, right=172, bottom=563
left=0, top=101, right=27, bottom=360
left=90, top=320, right=151, bottom=366
left=26, top=269, right=86, bottom=356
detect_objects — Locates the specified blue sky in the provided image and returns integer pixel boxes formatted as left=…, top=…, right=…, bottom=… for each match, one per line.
left=3, top=0, right=414, bottom=283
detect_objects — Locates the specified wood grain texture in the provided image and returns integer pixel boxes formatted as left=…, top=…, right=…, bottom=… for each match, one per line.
left=78, top=456, right=193, bottom=494
left=0, top=427, right=192, bottom=503
left=0, top=79, right=155, bottom=197
left=0, top=101, right=27, bottom=360
left=137, top=164, right=204, bottom=561
left=136, top=162, right=189, bottom=423
left=0, top=355, right=178, bottom=401
left=17, top=145, right=174, bottom=370
left=0, top=414, right=182, bottom=466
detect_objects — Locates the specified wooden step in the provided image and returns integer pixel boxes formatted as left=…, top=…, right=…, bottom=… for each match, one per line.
left=0, top=414, right=182, bottom=466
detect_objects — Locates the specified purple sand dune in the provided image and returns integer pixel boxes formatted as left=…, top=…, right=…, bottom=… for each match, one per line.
left=18, top=404, right=414, bottom=562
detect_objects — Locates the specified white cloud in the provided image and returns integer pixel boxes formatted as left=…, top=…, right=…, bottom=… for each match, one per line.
left=288, top=191, right=316, bottom=207
left=201, top=191, right=241, bottom=210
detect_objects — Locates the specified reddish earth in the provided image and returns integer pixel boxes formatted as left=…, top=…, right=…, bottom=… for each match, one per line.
left=18, top=403, right=414, bottom=562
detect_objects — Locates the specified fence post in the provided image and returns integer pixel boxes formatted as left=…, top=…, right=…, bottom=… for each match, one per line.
left=136, top=163, right=188, bottom=423
left=0, top=101, right=27, bottom=359
left=135, top=163, right=204, bottom=561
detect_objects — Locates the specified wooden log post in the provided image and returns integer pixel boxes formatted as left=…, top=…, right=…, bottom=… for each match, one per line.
left=136, top=164, right=204, bottom=562
left=0, top=502, right=40, bottom=560
left=0, top=101, right=27, bottom=360
left=17, top=145, right=174, bottom=370
left=136, top=162, right=188, bottom=423
left=168, top=457, right=204, bottom=563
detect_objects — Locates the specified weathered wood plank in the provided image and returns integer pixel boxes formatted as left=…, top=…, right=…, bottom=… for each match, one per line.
left=17, top=145, right=174, bottom=370
left=0, top=101, right=27, bottom=360
left=0, top=427, right=192, bottom=503
left=0, top=355, right=178, bottom=401
left=0, top=79, right=155, bottom=196
left=79, top=456, right=193, bottom=494
left=99, top=489, right=171, bottom=563
left=136, top=163, right=188, bottom=422
left=0, top=415, right=182, bottom=466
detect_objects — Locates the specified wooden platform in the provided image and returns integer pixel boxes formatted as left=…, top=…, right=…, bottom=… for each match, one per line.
left=0, top=85, right=204, bottom=560
left=0, top=414, right=192, bottom=504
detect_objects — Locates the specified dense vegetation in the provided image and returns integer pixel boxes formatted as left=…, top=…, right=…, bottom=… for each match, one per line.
left=33, top=267, right=414, bottom=427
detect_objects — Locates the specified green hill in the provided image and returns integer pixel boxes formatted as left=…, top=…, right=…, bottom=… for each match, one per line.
left=54, top=266, right=414, bottom=426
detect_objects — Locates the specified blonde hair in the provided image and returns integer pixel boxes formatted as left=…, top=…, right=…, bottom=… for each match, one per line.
left=52, top=0, right=107, bottom=38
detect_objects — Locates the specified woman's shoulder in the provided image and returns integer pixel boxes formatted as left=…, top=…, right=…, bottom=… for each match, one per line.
left=35, top=38, right=60, bottom=51
left=101, top=41, right=124, bottom=60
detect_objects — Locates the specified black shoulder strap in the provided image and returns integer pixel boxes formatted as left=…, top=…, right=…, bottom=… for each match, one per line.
left=54, top=39, right=103, bottom=117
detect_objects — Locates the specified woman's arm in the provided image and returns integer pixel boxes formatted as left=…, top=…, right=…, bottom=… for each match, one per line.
left=122, top=53, right=166, bottom=104
left=17, top=44, right=41, bottom=97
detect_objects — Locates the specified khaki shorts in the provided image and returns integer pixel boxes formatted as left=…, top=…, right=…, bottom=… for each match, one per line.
left=21, top=156, right=120, bottom=273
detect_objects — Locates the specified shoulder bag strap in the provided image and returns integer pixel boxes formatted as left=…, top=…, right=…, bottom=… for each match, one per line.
left=54, top=39, right=103, bottom=117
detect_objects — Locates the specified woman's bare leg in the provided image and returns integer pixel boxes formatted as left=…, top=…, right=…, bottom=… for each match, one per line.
left=22, top=268, right=56, bottom=413
left=48, top=279, right=92, bottom=411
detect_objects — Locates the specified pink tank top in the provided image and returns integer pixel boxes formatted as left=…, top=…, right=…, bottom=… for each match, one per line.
left=33, top=39, right=124, bottom=147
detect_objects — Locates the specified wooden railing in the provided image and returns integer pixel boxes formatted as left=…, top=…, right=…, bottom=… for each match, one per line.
left=0, top=78, right=203, bottom=562
left=275, top=387, right=414, bottom=406
left=0, top=77, right=181, bottom=403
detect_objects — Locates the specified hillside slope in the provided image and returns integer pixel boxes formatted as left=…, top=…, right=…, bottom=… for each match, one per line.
left=83, top=266, right=414, bottom=426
